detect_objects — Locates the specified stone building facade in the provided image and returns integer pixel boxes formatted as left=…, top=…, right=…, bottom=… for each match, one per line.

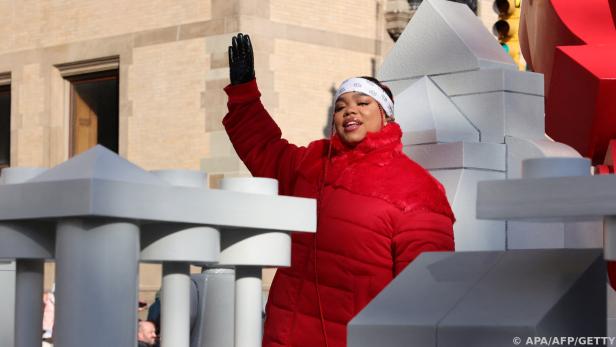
left=0, top=0, right=506, bottom=311
left=0, top=0, right=392, bottom=309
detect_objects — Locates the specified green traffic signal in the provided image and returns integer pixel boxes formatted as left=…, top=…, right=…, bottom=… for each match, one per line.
left=500, top=42, right=510, bottom=53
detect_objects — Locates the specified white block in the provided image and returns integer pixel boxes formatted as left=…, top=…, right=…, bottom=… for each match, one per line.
left=378, top=0, right=515, bottom=81
left=218, top=177, right=292, bottom=267
left=396, top=77, right=479, bottom=145
left=382, top=77, right=421, bottom=97
left=477, top=175, right=616, bottom=221
left=609, top=284, right=616, bottom=322
left=507, top=221, right=565, bottom=249
left=404, top=142, right=505, bottom=171
left=504, top=93, right=545, bottom=139
left=505, top=202, right=600, bottom=251
left=506, top=136, right=581, bottom=179
left=430, top=69, right=544, bottom=97
left=0, top=261, right=15, bottom=270
left=218, top=231, right=291, bottom=267
left=430, top=168, right=506, bottom=251
left=431, top=168, right=461, bottom=204
left=504, top=156, right=598, bottom=250
left=451, top=92, right=545, bottom=143
left=451, top=93, right=504, bottom=143
left=0, top=264, right=15, bottom=347
left=564, top=219, right=603, bottom=249
left=609, top=317, right=616, bottom=340
left=522, top=157, right=591, bottom=179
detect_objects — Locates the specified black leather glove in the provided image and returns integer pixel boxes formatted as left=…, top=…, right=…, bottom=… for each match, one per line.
left=228, top=33, right=255, bottom=85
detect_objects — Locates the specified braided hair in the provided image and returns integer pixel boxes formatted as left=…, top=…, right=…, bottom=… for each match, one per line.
left=359, top=76, right=395, bottom=122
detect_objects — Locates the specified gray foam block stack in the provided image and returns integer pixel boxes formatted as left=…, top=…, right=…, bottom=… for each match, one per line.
left=377, top=0, right=601, bottom=252
left=348, top=250, right=605, bottom=347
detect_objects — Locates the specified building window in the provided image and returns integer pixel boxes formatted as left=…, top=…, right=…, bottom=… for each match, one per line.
left=67, top=69, right=119, bottom=156
left=0, top=84, right=10, bottom=169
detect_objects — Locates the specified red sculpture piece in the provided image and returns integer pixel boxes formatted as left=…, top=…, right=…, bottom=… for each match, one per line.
left=519, top=0, right=616, bottom=164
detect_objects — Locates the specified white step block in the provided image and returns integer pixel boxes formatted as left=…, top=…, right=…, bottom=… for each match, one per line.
left=430, top=69, right=544, bottom=97
left=378, top=0, right=515, bottom=81
left=451, top=92, right=545, bottom=143
left=505, top=93, right=545, bottom=139
left=506, top=216, right=601, bottom=251
left=404, top=142, right=505, bottom=171
left=0, top=261, right=15, bottom=270
left=383, top=77, right=420, bottom=97
left=430, top=169, right=506, bottom=251
left=507, top=221, right=565, bottom=249
left=395, top=77, right=479, bottom=145
left=522, top=157, right=591, bottom=179
left=450, top=93, right=504, bottom=143
left=506, top=136, right=581, bottom=179
left=564, top=220, right=603, bottom=249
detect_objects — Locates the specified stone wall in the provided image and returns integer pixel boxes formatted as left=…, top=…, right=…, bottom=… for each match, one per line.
left=0, top=0, right=392, bottom=310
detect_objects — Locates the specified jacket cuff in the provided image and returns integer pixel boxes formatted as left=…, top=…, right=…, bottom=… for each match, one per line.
left=224, top=79, right=261, bottom=104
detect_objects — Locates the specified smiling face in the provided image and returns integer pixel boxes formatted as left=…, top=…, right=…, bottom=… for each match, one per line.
left=333, top=92, right=386, bottom=146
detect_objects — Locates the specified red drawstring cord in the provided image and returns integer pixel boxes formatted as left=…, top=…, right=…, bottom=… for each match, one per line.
left=314, top=107, right=386, bottom=347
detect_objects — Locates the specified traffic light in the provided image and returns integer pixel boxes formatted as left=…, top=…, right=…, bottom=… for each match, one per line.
left=493, top=0, right=524, bottom=70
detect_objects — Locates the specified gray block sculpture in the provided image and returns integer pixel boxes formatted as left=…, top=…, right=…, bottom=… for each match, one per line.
left=0, top=168, right=53, bottom=347
left=0, top=145, right=316, bottom=347
left=140, top=170, right=220, bottom=347
left=378, top=0, right=515, bottom=80
left=376, top=0, right=600, bottom=252
left=348, top=249, right=606, bottom=347
left=476, top=158, right=604, bottom=222
left=190, top=178, right=294, bottom=347
left=395, top=76, right=478, bottom=145
left=190, top=269, right=236, bottom=347
left=476, top=157, right=616, bottom=334
left=215, top=177, right=292, bottom=347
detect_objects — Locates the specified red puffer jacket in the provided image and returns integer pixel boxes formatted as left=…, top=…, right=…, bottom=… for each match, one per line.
left=223, top=80, right=455, bottom=347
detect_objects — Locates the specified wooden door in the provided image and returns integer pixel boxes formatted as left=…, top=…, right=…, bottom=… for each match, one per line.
left=71, top=88, right=98, bottom=156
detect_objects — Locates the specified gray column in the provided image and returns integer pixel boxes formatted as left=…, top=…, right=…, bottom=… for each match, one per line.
left=234, top=267, right=262, bottom=347
left=15, top=260, right=44, bottom=347
left=161, top=262, right=191, bottom=347
left=219, top=178, right=282, bottom=347
left=200, top=268, right=235, bottom=347
left=0, top=147, right=315, bottom=347
left=54, top=219, right=139, bottom=347
left=1, top=167, right=49, bottom=347
left=144, top=170, right=218, bottom=347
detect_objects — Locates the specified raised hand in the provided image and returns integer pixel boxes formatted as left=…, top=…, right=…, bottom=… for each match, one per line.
left=228, top=33, right=255, bottom=85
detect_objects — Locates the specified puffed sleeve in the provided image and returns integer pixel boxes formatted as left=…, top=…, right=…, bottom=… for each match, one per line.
left=223, top=80, right=308, bottom=195
left=391, top=210, right=455, bottom=276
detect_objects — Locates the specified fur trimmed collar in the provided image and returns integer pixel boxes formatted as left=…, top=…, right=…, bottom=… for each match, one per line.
left=330, top=122, right=403, bottom=156
left=318, top=123, right=454, bottom=220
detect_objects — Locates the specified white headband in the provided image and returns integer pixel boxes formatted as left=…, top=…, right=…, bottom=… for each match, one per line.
left=334, top=78, right=394, bottom=117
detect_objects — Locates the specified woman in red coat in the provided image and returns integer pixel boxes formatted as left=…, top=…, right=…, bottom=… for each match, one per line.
left=225, top=34, right=455, bottom=347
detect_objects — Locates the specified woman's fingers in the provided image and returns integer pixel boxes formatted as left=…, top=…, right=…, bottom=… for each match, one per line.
left=232, top=36, right=239, bottom=60
left=244, top=35, right=253, bottom=62
left=237, top=33, right=245, bottom=57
